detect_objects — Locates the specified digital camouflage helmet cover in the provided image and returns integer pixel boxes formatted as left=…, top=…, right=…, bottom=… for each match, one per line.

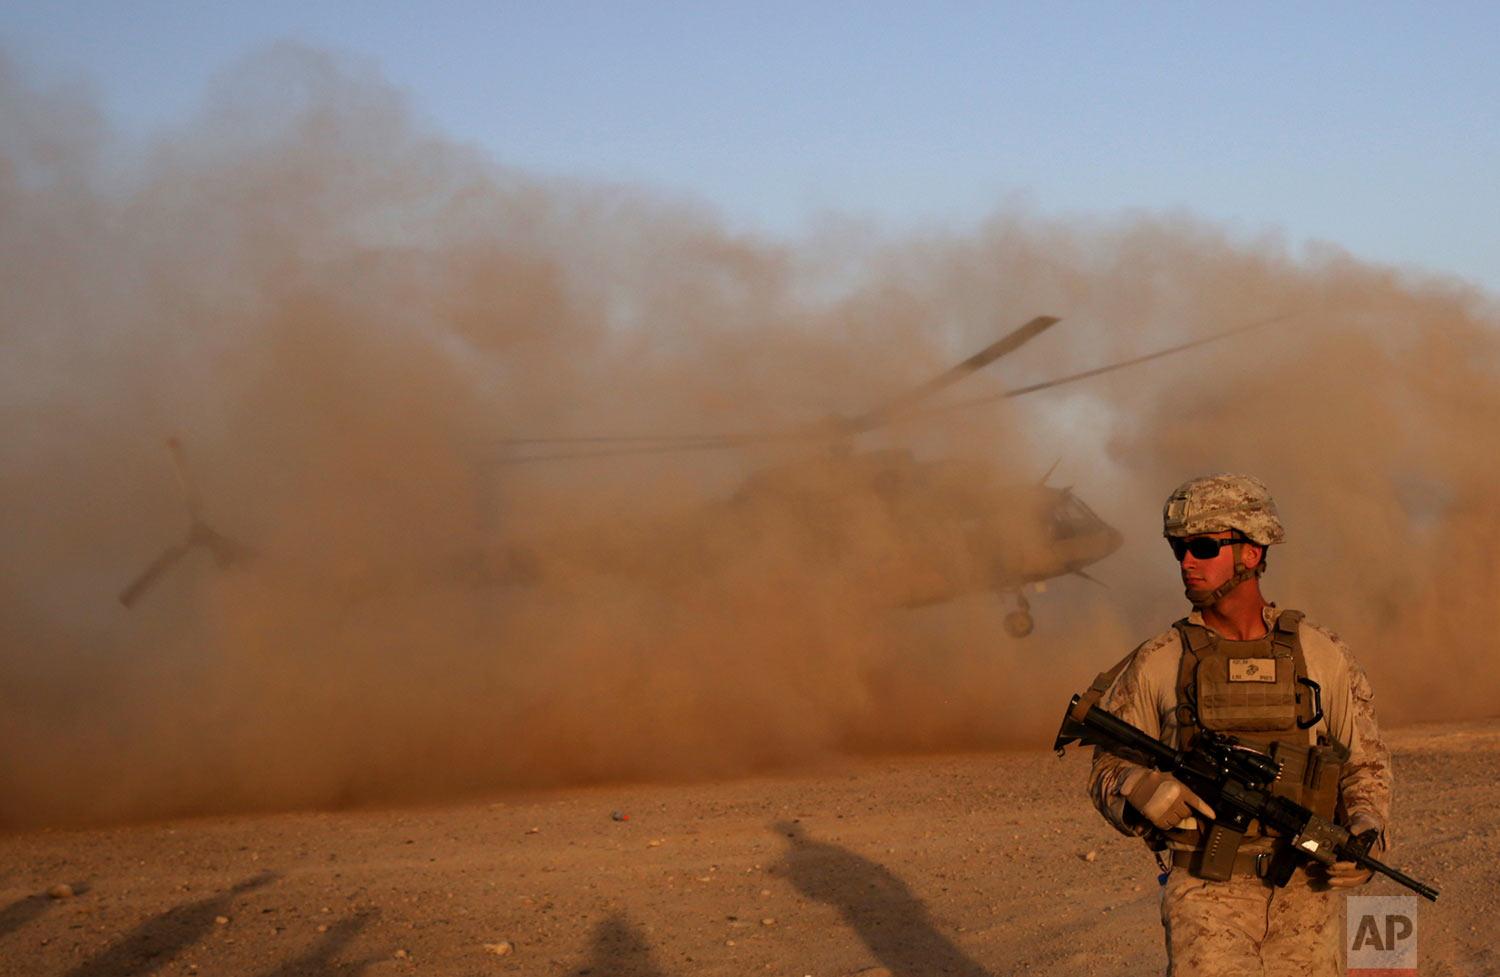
left=1163, top=473, right=1284, bottom=607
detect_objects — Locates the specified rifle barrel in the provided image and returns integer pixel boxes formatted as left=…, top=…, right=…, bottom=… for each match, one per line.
left=1360, top=853, right=1440, bottom=902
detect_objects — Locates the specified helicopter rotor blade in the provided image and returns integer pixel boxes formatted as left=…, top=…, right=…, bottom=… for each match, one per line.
left=840, top=315, right=1060, bottom=434
left=118, top=542, right=192, bottom=608
left=491, top=316, right=1063, bottom=463
left=492, top=435, right=745, bottom=465
left=493, top=433, right=739, bottom=448
left=490, top=314, right=1277, bottom=464
left=921, top=314, right=1288, bottom=416
left=193, top=521, right=257, bottom=568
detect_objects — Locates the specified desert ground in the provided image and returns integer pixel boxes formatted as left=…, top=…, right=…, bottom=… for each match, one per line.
left=1, top=720, right=1494, bottom=977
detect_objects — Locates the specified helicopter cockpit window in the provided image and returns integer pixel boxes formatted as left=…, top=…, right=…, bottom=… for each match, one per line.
left=1050, top=494, right=1099, bottom=540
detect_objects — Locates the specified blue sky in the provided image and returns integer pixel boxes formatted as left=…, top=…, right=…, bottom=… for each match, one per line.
left=3, top=1, right=1497, bottom=293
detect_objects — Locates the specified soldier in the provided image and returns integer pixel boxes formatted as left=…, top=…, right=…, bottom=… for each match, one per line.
left=1086, top=474, right=1391, bottom=976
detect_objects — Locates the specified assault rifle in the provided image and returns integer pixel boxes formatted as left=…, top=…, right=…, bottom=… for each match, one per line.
left=1055, top=694, right=1438, bottom=901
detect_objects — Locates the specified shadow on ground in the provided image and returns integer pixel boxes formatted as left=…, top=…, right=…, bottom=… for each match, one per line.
left=566, top=912, right=668, bottom=977
left=255, top=909, right=381, bottom=977
left=64, top=872, right=277, bottom=977
left=773, top=820, right=991, bottom=977
left=0, top=890, right=66, bottom=939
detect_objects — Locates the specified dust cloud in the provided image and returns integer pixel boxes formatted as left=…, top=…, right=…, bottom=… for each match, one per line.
left=2, top=45, right=1497, bottom=826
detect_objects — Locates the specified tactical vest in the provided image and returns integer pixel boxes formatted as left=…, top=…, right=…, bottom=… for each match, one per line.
left=1169, top=610, right=1348, bottom=880
left=1174, top=609, right=1310, bottom=746
left=1074, top=609, right=1350, bottom=882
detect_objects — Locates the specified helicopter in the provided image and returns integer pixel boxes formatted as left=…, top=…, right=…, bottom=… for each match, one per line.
left=118, top=315, right=1275, bottom=636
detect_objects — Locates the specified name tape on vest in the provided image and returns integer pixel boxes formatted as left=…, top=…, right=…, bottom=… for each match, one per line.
left=1228, top=658, right=1278, bottom=683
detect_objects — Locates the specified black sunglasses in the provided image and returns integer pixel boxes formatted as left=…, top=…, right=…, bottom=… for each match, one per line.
left=1170, top=536, right=1244, bottom=561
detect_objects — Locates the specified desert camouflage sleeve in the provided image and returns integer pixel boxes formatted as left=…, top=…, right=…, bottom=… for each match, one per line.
left=1085, top=630, right=1178, bottom=836
left=1314, top=627, right=1394, bottom=849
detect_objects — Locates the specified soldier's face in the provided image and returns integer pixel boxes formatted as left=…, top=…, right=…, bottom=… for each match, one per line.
left=1176, top=531, right=1238, bottom=592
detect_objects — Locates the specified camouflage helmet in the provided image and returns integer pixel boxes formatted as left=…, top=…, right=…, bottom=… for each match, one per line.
left=1162, top=473, right=1285, bottom=545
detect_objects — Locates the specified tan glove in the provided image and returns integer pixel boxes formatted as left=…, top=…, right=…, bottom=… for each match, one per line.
left=1120, top=767, right=1217, bottom=831
left=1320, top=816, right=1383, bottom=889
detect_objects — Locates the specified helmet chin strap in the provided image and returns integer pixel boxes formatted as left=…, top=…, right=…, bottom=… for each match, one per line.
left=1184, top=541, right=1265, bottom=609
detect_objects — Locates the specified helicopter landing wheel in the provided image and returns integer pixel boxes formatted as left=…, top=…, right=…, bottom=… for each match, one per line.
left=1003, top=610, right=1035, bottom=638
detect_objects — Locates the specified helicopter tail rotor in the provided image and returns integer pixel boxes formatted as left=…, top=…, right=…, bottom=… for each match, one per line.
left=118, top=439, right=255, bottom=608
left=165, top=437, right=202, bottom=521
left=192, top=520, right=256, bottom=568
left=118, top=542, right=192, bottom=607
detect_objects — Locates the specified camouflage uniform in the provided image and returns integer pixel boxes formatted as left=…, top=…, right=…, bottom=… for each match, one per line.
left=1085, top=475, right=1392, bottom=977
left=1161, top=865, right=1337, bottom=975
left=1088, top=604, right=1392, bottom=977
